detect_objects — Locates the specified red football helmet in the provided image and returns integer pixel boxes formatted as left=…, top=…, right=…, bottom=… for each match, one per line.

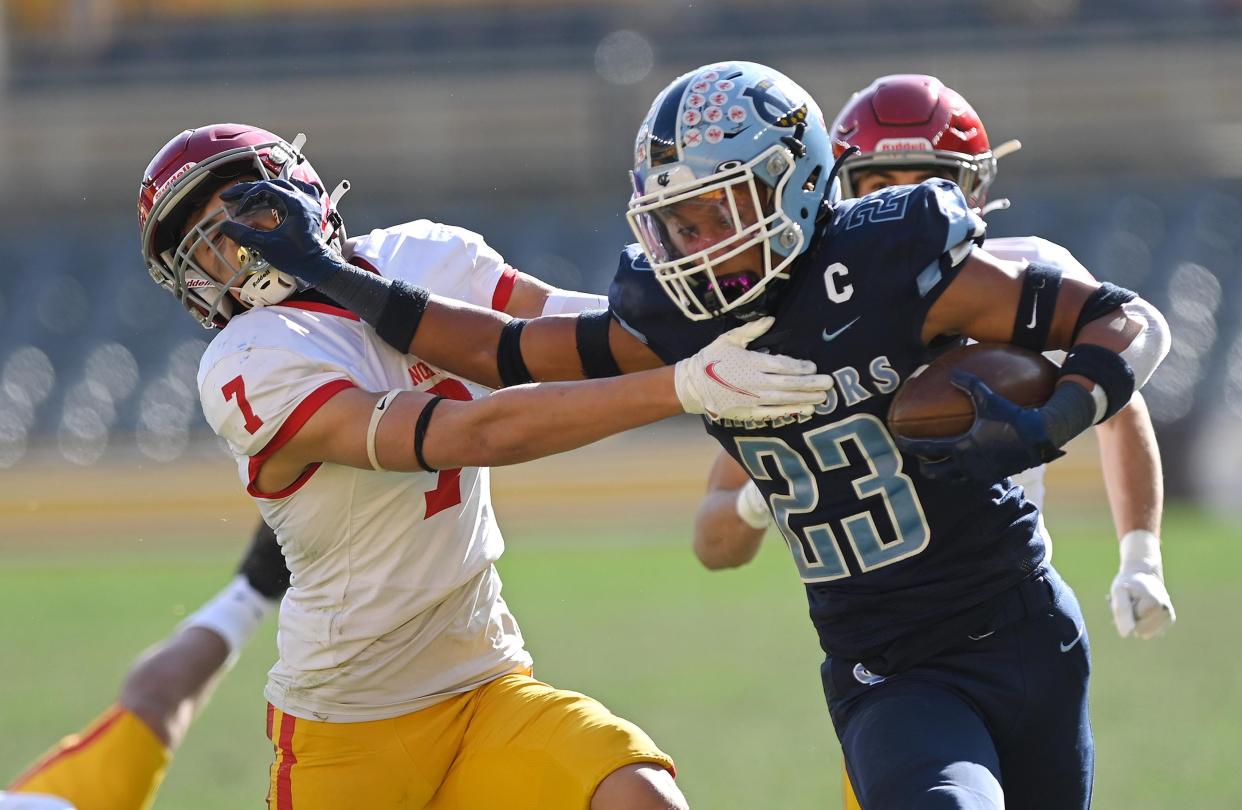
left=829, top=74, right=1020, bottom=209
left=138, top=123, right=346, bottom=328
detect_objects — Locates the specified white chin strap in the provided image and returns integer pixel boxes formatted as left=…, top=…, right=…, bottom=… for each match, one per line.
left=237, top=263, right=300, bottom=308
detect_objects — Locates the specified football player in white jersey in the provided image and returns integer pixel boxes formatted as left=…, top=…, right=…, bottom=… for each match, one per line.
left=687, top=74, right=1175, bottom=810
left=3, top=162, right=647, bottom=810
left=132, top=123, right=833, bottom=810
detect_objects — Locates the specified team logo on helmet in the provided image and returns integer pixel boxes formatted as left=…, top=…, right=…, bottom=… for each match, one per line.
left=743, top=79, right=807, bottom=129
left=152, top=162, right=197, bottom=208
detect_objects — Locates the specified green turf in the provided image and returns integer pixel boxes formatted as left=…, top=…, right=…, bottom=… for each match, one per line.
left=1, top=504, right=1238, bottom=808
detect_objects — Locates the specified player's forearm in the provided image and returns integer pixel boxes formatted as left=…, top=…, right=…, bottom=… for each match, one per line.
left=1095, top=392, right=1162, bottom=539
left=424, top=368, right=680, bottom=469
left=693, top=491, right=766, bottom=570
left=407, top=294, right=508, bottom=388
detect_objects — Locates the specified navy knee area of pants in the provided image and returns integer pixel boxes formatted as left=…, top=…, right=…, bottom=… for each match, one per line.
left=838, top=683, right=1004, bottom=810
left=824, top=567, right=1093, bottom=810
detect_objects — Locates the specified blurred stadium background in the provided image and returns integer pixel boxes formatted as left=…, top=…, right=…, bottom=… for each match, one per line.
left=1, top=1, right=1240, bottom=808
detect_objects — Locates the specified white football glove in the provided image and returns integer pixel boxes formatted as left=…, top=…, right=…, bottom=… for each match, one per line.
left=1109, top=529, right=1176, bottom=639
left=673, top=317, right=833, bottom=421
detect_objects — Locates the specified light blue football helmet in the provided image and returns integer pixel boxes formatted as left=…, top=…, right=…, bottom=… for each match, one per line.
left=627, top=61, right=832, bottom=320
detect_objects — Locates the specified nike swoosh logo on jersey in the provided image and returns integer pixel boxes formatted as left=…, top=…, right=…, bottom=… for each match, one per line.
left=1060, top=623, right=1085, bottom=653
left=821, top=317, right=860, bottom=342
left=704, top=361, right=757, bottom=398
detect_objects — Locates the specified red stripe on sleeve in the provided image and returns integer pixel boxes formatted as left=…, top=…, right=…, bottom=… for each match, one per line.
left=491, top=265, right=519, bottom=312
left=247, top=379, right=356, bottom=499
left=348, top=255, right=382, bottom=275
left=276, top=711, right=298, bottom=810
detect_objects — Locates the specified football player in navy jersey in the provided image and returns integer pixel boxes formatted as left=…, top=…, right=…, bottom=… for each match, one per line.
left=215, top=61, right=1171, bottom=810
left=691, top=72, right=1177, bottom=810
left=697, top=73, right=1173, bottom=645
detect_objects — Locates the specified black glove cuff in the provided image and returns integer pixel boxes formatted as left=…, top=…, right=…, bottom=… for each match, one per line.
left=375, top=280, right=430, bottom=353
left=1039, top=381, right=1097, bottom=449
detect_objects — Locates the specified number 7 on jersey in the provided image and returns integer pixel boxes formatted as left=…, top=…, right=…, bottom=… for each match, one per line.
left=222, top=375, right=265, bottom=435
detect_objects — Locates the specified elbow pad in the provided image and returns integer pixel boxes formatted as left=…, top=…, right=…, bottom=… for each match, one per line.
left=1118, top=297, right=1171, bottom=391
left=1059, top=296, right=1168, bottom=423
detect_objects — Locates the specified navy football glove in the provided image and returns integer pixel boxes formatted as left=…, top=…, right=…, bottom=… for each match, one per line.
left=218, top=178, right=342, bottom=286
left=895, top=371, right=1070, bottom=483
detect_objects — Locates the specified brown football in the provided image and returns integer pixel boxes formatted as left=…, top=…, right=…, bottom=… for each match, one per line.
left=887, top=343, right=1058, bottom=439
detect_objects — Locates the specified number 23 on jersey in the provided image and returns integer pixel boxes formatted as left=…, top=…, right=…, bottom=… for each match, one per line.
left=736, top=414, right=930, bottom=583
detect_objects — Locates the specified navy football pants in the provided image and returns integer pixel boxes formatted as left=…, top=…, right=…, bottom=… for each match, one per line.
left=822, top=567, right=1093, bottom=809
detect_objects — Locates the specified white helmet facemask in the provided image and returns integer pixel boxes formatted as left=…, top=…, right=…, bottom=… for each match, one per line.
left=627, top=144, right=802, bottom=321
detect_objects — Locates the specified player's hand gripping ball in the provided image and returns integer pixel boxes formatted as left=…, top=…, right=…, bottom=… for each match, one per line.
left=888, top=343, right=1059, bottom=482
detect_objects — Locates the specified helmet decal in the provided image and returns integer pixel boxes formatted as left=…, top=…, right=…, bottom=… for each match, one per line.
left=648, top=74, right=695, bottom=167
left=743, top=78, right=807, bottom=129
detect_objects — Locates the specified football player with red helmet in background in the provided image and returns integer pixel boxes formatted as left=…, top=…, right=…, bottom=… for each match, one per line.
left=691, top=74, right=1175, bottom=810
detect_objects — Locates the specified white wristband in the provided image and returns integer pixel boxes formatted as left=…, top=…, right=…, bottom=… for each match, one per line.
left=366, top=390, right=402, bottom=471
left=735, top=480, right=772, bottom=530
left=1119, top=529, right=1162, bottom=569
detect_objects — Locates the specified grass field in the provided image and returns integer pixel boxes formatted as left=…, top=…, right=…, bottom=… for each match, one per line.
left=2, top=450, right=1240, bottom=808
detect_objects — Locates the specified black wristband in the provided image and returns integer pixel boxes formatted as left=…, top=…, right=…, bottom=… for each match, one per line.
left=497, top=319, right=533, bottom=387
left=413, top=395, right=445, bottom=473
left=376, top=280, right=430, bottom=353
left=1040, top=381, right=1097, bottom=448
left=1060, top=344, right=1136, bottom=421
left=575, top=310, right=622, bottom=378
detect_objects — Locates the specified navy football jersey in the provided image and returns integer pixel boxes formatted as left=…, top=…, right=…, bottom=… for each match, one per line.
left=609, top=180, right=1044, bottom=666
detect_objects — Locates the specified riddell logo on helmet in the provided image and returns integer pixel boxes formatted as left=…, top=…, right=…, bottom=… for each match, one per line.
left=876, top=138, right=934, bottom=153
left=152, top=162, right=198, bottom=206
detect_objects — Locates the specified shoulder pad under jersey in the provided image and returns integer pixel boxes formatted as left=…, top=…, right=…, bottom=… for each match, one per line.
left=197, top=308, right=357, bottom=457
left=983, top=235, right=1094, bottom=283
left=346, top=220, right=513, bottom=309
left=824, top=179, right=986, bottom=304
left=607, top=243, right=733, bottom=363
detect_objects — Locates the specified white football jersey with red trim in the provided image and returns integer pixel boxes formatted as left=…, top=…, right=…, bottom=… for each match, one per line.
left=981, top=236, right=1093, bottom=557
left=197, top=221, right=530, bottom=723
